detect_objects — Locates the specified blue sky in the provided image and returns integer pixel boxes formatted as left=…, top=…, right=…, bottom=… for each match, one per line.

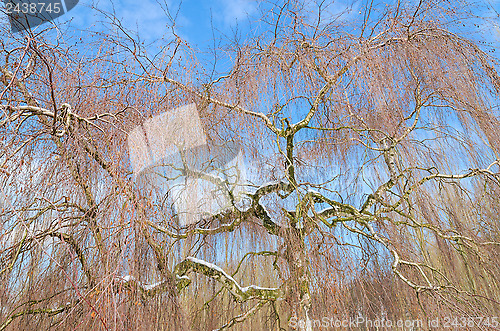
left=0, top=0, right=263, bottom=50
left=2, top=0, right=497, bottom=48
left=63, top=0, right=499, bottom=41
left=55, top=0, right=260, bottom=47
left=0, top=0, right=367, bottom=48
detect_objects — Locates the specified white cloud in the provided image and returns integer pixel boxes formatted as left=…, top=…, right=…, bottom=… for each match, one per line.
left=110, top=0, right=170, bottom=38
left=62, top=0, right=173, bottom=42
left=302, top=0, right=361, bottom=25
left=216, top=0, right=258, bottom=26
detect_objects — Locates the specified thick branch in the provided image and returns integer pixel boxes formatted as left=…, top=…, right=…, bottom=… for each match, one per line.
left=174, top=257, right=282, bottom=302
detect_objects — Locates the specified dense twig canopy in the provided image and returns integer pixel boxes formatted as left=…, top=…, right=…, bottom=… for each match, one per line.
left=1, top=0, right=499, bottom=330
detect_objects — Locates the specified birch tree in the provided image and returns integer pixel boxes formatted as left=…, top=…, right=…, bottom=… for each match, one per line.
left=1, top=0, right=500, bottom=330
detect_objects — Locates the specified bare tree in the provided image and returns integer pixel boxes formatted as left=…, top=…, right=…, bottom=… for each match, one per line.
left=1, top=0, right=500, bottom=330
